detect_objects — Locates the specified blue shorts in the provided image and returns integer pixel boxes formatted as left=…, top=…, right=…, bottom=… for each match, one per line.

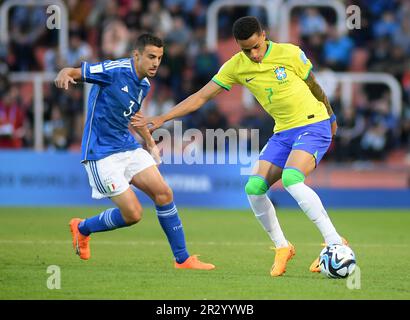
left=259, top=119, right=332, bottom=168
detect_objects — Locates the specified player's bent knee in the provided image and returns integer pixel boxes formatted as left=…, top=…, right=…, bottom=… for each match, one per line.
left=154, top=186, right=173, bottom=206
left=282, top=168, right=305, bottom=188
left=123, top=204, right=143, bottom=225
left=127, top=211, right=142, bottom=225
left=245, top=175, right=269, bottom=195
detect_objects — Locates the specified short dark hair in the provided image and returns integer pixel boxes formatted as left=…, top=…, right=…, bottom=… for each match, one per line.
left=232, top=16, right=262, bottom=40
left=136, top=34, right=163, bottom=52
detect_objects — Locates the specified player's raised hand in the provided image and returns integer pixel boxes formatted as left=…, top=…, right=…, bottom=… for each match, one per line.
left=54, top=69, right=77, bottom=90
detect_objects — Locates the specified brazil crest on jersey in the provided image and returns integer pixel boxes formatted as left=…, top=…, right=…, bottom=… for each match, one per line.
left=80, top=58, right=150, bottom=162
left=212, top=41, right=330, bottom=132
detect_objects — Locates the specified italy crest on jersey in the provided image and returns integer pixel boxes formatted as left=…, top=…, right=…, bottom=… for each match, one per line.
left=274, top=67, right=287, bottom=80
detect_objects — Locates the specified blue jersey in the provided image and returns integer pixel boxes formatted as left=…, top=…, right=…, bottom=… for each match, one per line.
left=80, top=58, right=150, bottom=162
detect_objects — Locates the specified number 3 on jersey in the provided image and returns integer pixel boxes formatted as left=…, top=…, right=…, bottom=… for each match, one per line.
left=265, top=88, right=273, bottom=104
left=123, top=100, right=135, bottom=117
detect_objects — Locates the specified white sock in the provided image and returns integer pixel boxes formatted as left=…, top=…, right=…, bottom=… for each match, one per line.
left=285, top=182, right=342, bottom=245
left=247, top=194, right=288, bottom=248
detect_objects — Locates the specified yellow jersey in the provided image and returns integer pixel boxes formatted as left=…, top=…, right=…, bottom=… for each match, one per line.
left=212, top=41, right=330, bottom=133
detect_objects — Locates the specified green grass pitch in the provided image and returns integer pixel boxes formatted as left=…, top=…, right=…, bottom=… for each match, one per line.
left=0, top=207, right=409, bottom=299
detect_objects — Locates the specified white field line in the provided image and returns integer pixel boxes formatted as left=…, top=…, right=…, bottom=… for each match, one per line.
left=0, top=239, right=408, bottom=247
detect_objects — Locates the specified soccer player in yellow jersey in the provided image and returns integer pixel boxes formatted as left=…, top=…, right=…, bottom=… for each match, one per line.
left=132, top=16, right=348, bottom=277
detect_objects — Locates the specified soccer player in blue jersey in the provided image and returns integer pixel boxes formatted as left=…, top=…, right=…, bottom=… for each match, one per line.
left=54, top=34, right=214, bottom=270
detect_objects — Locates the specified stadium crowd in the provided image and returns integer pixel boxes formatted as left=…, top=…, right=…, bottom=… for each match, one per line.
left=0, top=0, right=409, bottom=165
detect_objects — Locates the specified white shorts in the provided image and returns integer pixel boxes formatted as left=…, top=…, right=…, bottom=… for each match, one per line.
left=84, top=148, right=156, bottom=199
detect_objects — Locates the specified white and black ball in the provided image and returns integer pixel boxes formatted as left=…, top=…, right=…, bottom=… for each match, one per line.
left=319, top=244, right=356, bottom=279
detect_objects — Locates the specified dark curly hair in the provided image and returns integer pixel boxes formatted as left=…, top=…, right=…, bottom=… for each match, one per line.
left=232, top=16, right=262, bottom=40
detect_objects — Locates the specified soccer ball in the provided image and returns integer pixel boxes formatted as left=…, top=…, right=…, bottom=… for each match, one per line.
left=319, top=244, right=356, bottom=279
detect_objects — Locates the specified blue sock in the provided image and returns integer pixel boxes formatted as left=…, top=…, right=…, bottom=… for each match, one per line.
left=156, top=202, right=190, bottom=264
left=78, top=208, right=128, bottom=236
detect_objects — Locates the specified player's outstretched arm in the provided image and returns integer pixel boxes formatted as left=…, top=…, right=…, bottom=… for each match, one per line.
left=54, top=67, right=82, bottom=90
left=131, top=80, right=223, bottom=130
left=304, top=72, right=338, bottom=136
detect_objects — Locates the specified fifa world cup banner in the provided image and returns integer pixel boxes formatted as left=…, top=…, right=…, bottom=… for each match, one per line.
left=0, top=151, right=251, bottom=207
left=0, top=151, right=409, bottom=208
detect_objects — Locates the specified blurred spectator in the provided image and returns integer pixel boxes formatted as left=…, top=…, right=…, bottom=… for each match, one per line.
left=367, top=36, right=391, bottom=71
left=160, top=42, right=186, bottom=102
left=43, top=27, right=93, bottom=71
left=143, top=0, right=173, bottom=37
left=397, top=0, right=410, bottom=23
left=96, top=1, right=120, bottom=29
left=386, top=45, right=407, bottom=80
left=44, top=106, right=68, bottom=150
left=0, top=72, right=10, bottom=98
left=373, top=11, right=399, bottom=38
left=123, top=0, right=143, bottom=31
left=192, top=43, right=220, bottom=91
left=43, top=45, right=58, bottom=72
left=197, top=104, right=229, bottom=153
left=393, top=19, right=410, bottom=54
left=360, top=97, right=398, bottom=160
left=365, top=0, right=398, bottom=19
left=85, top=0, right=112, bottom=28
left=67, top=0, right=93, bottom=28
left=333, top=107, right=366, bottom=162
left=0, top=41, right=8, bottom=72
left=301, top=33, right=325, bottom=68
left=144, top=87, right=176, bottom=130
left=199, top=104, right=228, bottom=131
left=52, top=84, right=84, bottom=148
left=165, top=16, right=192, bottom=46
left=9, top=6, right=47, bottom=71
left=323, top=27, right=354, bottom=71
left=401, top=103, right=410, bottom=164
left=180, top=0, right=199, bottom=14
left=299, top=8, right=327, bottom=37
left=373, top=97, right=398, bottom=139
left=184, top=0, right=207, bottom=29
left=64, top=29, right=92, bottom=67
left=0, top=85, right=25, bottom=148
left=360, top=123, right=388, bottom=160
left=403, top=59, right=410, bottom=106
left=186, top=25, right=207, bottom=59
left=101, top=19, right=130, bottom=60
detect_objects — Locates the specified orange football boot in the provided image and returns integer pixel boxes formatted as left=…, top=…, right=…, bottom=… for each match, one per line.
left=309, top=237, right=349, bottom=273
left=69, top=218, right=91, bottom=260
left=175, top=255, right=215, bottom=270
left=270, top=242, right=296, bottom=277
